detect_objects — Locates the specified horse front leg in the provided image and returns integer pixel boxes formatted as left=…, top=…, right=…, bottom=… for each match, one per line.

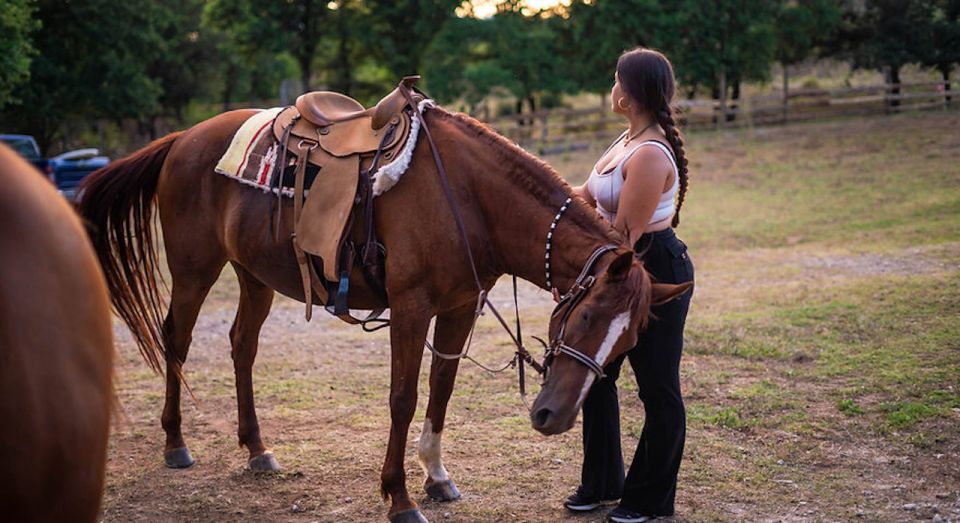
left=380, top=292, right=431, bottom=523
left=418, top=301, right=475, bottom=503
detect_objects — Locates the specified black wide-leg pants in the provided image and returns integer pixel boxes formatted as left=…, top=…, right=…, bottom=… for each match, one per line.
left=579, top=228, right=694, bottom=516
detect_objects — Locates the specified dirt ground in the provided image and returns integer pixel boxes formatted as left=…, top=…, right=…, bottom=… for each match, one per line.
left=100, top=111, right=960, bottom=522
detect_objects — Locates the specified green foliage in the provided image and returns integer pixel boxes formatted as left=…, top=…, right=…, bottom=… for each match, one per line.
left=564, top=0, right=668, bottom=95
left=775, top=0, right=842, bottom=66
left=148, top=0, right=222, bottom=119
left=0, top=0, right=38, bottom=107
left=919, top=0, right=960, bottom=77
left=205, top=0, right=331, bottom=91
left=1, top=0, right=171, bottom=152
left=423, top=7, right=570, bottom=110
left=838, top=0, right=950, bottom=81
left=360, top=0, right=460, bottom=80
left=674, top=0, right=777, bottom=96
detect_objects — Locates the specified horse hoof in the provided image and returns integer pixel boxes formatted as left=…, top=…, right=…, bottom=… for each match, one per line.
left=388, top=508, right=429, bottom=523
left=164, top=447, right=196, bottom=469
left=425, top=479, right=461, bottom=502
left=248, top=451, right=281, bottom=472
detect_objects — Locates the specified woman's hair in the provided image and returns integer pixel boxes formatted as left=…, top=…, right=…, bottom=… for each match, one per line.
left=616, top=48, right=689, bottom=227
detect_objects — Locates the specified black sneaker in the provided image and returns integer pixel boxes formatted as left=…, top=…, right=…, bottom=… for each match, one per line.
left=563, top=487, right=619, bottom=512
left=606, top=506, right=655, bottom=523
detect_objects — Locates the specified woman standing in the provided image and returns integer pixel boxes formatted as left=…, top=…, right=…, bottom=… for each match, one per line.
left=564, top=48, right=694, bottom=523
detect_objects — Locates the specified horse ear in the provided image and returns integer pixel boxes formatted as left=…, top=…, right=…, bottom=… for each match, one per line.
left=651, top=282, right=693, bottom=305
left=607, top=250, right=634, bottom=280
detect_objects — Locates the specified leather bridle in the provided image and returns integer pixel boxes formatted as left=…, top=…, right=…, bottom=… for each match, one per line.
left=541, top=243, right=620, bottom=381
left=395, top=83, right=624, bottom=401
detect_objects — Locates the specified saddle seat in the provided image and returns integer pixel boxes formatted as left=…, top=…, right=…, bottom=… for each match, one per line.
left=295, top=78, right=416, bottom=130
left=295, top=91, right=369, bottom=127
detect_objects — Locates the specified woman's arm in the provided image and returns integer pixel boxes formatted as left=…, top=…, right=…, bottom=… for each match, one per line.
left=571, top=184, right=597, bottom=207
left=613, top=147, right=671, bottom=246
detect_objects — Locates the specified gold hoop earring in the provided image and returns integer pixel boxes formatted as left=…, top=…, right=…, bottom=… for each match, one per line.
left=617, top=98, right=629, bottom=110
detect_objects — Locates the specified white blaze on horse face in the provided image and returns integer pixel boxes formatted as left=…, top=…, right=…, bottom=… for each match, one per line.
left=417, top=418, right=449, bottom=482
left=574, top=311, right=631, bottom=409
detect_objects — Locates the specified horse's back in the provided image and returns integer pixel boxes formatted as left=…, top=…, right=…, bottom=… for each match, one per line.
left=0, top=144, right=114, bottom=522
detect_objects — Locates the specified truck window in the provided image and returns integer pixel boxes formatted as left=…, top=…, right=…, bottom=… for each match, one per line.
left=2, top=137, right=40, bottom=160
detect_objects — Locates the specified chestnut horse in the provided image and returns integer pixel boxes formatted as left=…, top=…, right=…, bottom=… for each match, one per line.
left=0, top=144, right=114, bottom=522
left=78, top=105, right=686, bottom=522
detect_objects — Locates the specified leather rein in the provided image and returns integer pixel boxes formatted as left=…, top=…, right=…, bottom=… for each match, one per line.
left=396, top=85, right=618, bottom=402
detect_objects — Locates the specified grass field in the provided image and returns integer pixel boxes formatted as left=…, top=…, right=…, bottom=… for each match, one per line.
left=102, top=110, right=960, bottom=522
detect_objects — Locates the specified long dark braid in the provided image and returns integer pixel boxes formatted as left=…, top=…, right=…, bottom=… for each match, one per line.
left=617, top=47, right=690, bottom=228
left=656, top=105, right=689, bottom=227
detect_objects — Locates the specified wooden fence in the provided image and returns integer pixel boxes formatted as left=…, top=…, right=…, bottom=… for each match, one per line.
left=483, top=81, right=957, bottom=155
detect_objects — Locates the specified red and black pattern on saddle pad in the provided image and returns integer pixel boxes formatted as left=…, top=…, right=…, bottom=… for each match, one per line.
left=215, top=108, right=318, bottom=197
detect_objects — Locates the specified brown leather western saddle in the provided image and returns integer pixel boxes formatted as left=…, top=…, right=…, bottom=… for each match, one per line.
left=270, top=76, right=424, bottom=324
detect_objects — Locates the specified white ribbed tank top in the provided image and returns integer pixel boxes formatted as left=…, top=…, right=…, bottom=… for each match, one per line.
left=586, top=137, right=679, bottom=225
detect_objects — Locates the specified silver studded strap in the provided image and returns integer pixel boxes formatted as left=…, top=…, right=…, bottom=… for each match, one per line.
left=545, top=197, right=573, bottom=290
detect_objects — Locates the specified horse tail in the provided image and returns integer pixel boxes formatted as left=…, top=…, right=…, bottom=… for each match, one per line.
left=77, top=132, right=182, bottom=376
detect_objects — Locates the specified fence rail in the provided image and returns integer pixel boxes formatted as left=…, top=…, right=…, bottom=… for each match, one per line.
left=483, top=82, right=956, bottom=155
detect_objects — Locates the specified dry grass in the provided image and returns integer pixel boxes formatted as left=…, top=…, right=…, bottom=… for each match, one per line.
left=102, top=110, right=960, bottom=522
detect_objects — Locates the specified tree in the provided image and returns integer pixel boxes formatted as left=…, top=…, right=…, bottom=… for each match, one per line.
left=421, top=17, right=502, bottom=108
left=422, top=10, right=571, bottom=115
left=840, top=0, right=936, bottom=107
left=774, top=0, right=842, bottom=119
left=205, top=0, right=331, bottom=92
left=920, top=0, right=960, bottom=103
left=1, top=0, right=168, bottom=153
left=0, top=0, right=38, bottom=108
left=674, top=0, right=777, bottom=117
left=488, top=8, right=572, bottom=114
left=360, top=0, right=461, bottom=80
left=147, top=0, right=222, bottom=123
left=564, top=0, right=669, bottom=97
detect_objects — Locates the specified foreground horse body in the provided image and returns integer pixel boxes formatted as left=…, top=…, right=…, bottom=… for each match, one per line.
left=0, top=144, right=114, bottom=522
left=79, top=105, right=682, bottom=521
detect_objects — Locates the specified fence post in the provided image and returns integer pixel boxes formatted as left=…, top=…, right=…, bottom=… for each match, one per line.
left=539, top=112, right=549, bottom=155
left=717, top=68, right=727, bottom=130
left=782, top=64, right=789, bottom=124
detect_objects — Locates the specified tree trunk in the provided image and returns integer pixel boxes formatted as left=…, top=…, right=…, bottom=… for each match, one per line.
left=782, top=62, right=789, bottom=124
left=942, top=67, right=952, bottom=106
left=515, top=99, right=524, bottom=127
left=717, top=68, right=727, bottom=129
left=222, top=62, right=236, bottom=112
left=887, top=65, right=902, bottom=109
left=729, top=75, right=741, bottom=123
left=336, top=12, right=352, bottom=95
left=298, top=0, right=318, bottom=93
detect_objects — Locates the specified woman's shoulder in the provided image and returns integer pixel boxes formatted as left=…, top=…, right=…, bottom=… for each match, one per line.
left=622, top=140, right=674, bottom=173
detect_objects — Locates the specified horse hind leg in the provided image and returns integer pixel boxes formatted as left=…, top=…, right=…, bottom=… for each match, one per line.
left=161, top=263, right=224, bottom=468
left=229, top=263, right=278, bottom=471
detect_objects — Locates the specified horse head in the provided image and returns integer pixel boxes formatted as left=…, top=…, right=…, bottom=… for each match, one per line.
left=530, top=248, right=691, bottom=435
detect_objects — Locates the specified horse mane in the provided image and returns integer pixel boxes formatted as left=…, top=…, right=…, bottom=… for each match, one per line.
left=430, top=109, right=621, bottom=245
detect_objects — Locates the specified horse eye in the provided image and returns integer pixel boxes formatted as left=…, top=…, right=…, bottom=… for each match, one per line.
left=580, top=311, right=591, bottom=324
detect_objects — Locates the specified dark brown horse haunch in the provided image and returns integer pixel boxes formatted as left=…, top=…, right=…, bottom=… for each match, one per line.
left=0, top=144, right=114, bottom=522
left=78, top=102, right=687, bottom=522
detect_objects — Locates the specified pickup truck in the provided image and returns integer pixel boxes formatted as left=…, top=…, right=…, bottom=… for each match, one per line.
left=1, top=134, right=110, bottom=201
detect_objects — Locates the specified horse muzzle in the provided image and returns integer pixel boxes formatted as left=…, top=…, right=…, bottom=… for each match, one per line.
left=529, top=370, right=591, bottom=435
